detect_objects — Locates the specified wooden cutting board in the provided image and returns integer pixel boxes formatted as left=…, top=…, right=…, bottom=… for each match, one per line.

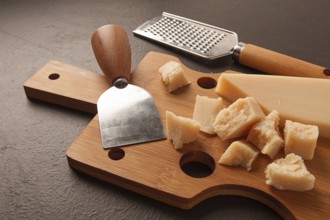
left=24, top=52, right=330, bottom=219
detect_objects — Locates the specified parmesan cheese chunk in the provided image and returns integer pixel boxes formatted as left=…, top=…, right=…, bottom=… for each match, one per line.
left=215, top=73, right=330, bottom=138
left=166, top=111, right=201, bottom=150
left=219, top=140, right=259, bottom=171
left=159, top=61, right=191, bottom=92
left=247, top=110, right=284, bottom=159
left=212, top=97, right=265, bottom=140
left=193, top=95, right=225, bottom=135
left=265, top=153, right=315, bottom=191
left=284, top=120, right=319, bottom=160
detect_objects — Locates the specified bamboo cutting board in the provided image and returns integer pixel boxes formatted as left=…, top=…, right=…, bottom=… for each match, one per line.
left=24, top=52, right=330, bottom=219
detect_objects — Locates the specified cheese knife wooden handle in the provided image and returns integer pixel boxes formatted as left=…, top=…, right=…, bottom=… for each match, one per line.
left=91, top=24, right=132, bottom=85
left=235, top=43, right=330, bottom=79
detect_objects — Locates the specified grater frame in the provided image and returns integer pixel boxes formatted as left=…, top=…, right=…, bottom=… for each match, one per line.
left=133, top=12, right=239, bottom=61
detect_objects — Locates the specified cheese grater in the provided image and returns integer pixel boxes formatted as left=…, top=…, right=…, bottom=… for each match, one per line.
left=133, top=12, right=329, bottom=79
left=133, top=12, right=238, bottom=61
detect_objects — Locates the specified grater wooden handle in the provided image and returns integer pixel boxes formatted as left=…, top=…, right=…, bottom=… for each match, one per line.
left=91, top=25, right=132, bottom=85
left=238, top=44, right=330, bottom=79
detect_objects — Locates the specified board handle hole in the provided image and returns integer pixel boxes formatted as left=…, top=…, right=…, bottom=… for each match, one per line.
left=180, top=151, right=215, bottom=178
left=108, top=148, right=125, bottom=160
left=324, top=69, right=330, bottom=76
left=197, top=77, right=217, bottom=89
left=49, top=73, right=60, bottom=80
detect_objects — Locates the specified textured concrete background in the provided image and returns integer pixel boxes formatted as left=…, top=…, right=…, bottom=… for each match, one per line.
left=1, top=0, right=329, bottom=219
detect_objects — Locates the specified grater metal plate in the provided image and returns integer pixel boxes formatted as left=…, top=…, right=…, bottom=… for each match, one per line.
left=133, top=12, right=238, bottom=61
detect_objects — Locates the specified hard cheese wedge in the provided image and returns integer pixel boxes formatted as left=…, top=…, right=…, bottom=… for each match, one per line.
left=216, top=73, right=330, bottom=138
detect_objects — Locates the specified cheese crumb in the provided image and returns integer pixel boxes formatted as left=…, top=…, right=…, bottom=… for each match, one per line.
left=265, top=153, right=315, bottom=191
left=212, top=97, right=265, bottom=140
left=284, top=120, right=319, bottom=160
left=247, top=110, right=284, bottom=159
left=159, top=61, right=191, bottom=92
left=219, top=140, right=259, bottom=171
left=193, top=95, right=225, bottom=135
left=166, top=111, right=200, bottom=150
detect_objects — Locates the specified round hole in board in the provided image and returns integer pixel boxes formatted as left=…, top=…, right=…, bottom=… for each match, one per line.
left=197, top=77, right=217, bottom=89
left=180, top=151, right=215, bottom=178
left=48, top=73, right=60, bottom=80
left=108, top=148, right=125, bottom=160
left=324, top=69, right=330, bottom=76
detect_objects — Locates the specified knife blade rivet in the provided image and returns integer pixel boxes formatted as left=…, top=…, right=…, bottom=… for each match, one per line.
left=114, top=78, right=128, bottom=89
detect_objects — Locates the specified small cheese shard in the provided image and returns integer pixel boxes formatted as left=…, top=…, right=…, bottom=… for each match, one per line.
left=215, top=73, right=330, bottom=138
left=159, top=61, right=191, bottom=92
left=165, top=111, right=201, bottom=150
left=284, top=120, right=319, bottom=160
left=265, top=153, right=315, bottom=191
left=247, top=110, right=284, bottom=159
left=212, top=97, right=265, bottom=140
left=219, top=140, right=259, bottom=171
left=192, top=95, right=225, bottom=135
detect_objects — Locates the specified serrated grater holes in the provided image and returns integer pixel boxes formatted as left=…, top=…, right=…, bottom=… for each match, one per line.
left=145, top=17, right=227, bottom=54
left=134, top=13, right=238, bottom=59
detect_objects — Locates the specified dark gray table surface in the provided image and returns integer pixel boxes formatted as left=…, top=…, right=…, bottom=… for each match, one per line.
left=1, top=0, right=329, bottom=219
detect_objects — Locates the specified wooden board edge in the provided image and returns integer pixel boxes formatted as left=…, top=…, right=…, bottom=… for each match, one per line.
left=66, top=150, right=295, bottom=219
left=23, top=85, right=97, bottom=114
left=23, top=60, right=100, bottom=114
left=66, top=151, right=193, bottom=209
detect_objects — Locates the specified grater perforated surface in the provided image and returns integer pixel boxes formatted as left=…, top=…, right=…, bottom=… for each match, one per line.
left=133, top=12, right=238, bottom=60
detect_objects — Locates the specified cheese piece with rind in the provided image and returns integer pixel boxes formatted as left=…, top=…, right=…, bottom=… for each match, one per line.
left=159, top=61, right=191, bottom=92
left=166, top=111, right=201, bottom=150
left=193, top=95, right=225, bottom=135
left=284, top=120, right=319, bottom=160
